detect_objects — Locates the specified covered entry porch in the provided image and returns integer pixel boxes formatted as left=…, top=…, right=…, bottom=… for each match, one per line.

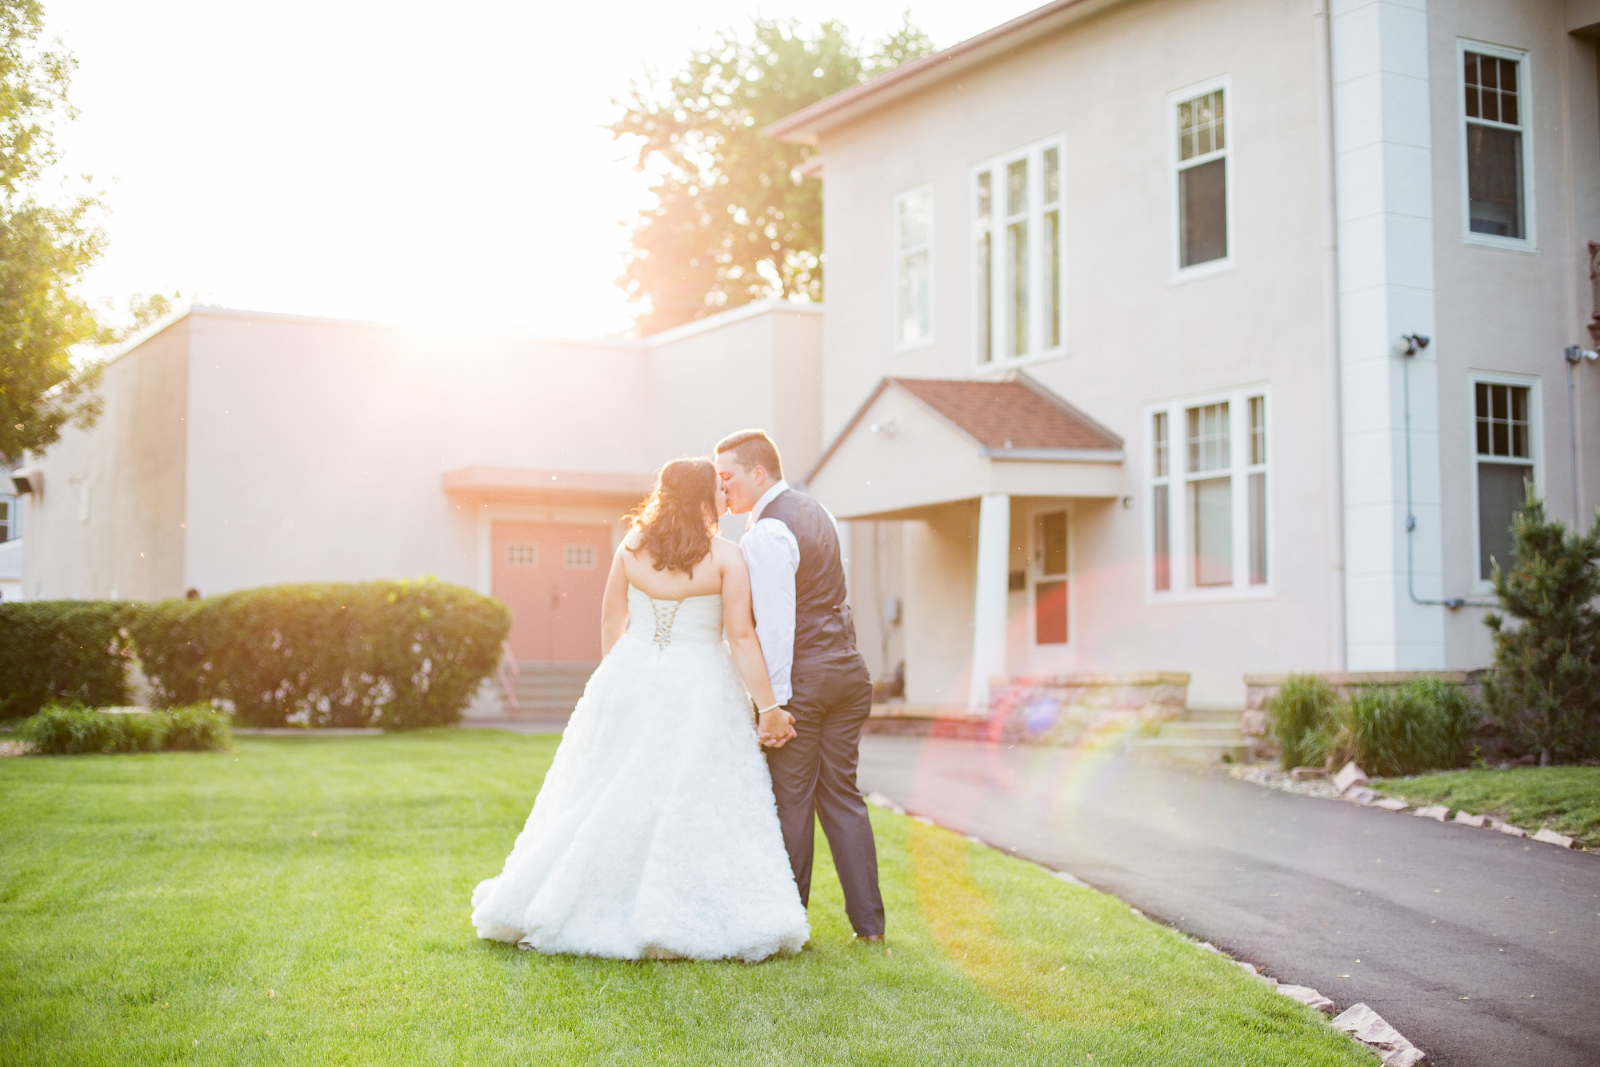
left=807, top=374, right=1126, bottom=711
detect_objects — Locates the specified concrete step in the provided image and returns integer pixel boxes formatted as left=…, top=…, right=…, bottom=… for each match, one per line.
left=1157, top=721, right=1247, bottom=743
left=1130, top=736, right=1253, bottom=763
left=502, top=663, right=595, bottom=716
left=1182, top=706, right=1244, bottom=724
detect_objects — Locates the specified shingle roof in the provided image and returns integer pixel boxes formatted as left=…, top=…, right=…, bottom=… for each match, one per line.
left=891, top=376, right=1122, bottom=452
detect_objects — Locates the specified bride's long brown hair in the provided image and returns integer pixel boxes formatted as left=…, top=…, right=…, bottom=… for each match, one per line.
left=626, top=458, right=718, bottom=575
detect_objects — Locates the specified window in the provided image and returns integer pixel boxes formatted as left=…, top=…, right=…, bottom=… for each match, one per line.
left=505, top=542, right=539, bottom=568
left=973, top=138, right=1063, bottom=364
left=1462, top=46, right=1528, bottom=242
left=0, top=494, right=15, bottom=542
left=1148, top=388, right=1269, bottom=596
left=894, top=186, right=932, bottom=347
left=562, top=543, right=597, bottom=571
left=1175, top=85, right=1228, bottom=270
left=1474, top=380, right=1535, bottom=580
left=1034, top=510, right=1068, bottom=644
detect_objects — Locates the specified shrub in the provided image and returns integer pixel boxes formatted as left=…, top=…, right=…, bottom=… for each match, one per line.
left=1482, top=490, right=1600, bottom=765
left=16, top=704, right=230, bottom=755
left=1324, top=678, right=1477, bottom=778
left=127, top=579, right=511, bottom=730
left=1266, top=673, right=1340, bottom=770
left=0, top=602, right=136, bottom=720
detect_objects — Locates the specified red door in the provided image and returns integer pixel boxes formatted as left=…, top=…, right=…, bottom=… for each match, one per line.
left=491, top=522, right=611, bottom=663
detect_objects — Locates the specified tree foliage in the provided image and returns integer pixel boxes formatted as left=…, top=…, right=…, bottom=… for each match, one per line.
left=1483, top=489, right=1600, bottom=764
left=0, top=0, right=108, bottom=465
left=611, top=16, right=934, bottom=335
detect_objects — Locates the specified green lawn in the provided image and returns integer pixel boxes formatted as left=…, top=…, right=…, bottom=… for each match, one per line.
left=1377, top=766, right=1600, bottom=848
left=0, top=731, right=1374, bottom=1066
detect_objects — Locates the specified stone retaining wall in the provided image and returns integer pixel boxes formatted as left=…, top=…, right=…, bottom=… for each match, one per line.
left=987, top=672, right=1190, bottom=745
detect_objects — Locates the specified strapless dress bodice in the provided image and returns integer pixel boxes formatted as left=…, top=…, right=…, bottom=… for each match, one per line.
left=625, top=585, right=723, bottom=648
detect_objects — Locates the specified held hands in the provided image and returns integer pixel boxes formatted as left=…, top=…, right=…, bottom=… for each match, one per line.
left=757, top=706, right=796, bottom=748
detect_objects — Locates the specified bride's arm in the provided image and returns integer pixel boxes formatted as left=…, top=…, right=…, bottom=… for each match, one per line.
left=599, top=542, right=631, bottom=657
left=718, top=543, right=781, bottom=716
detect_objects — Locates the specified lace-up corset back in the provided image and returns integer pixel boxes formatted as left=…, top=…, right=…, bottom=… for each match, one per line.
left=626, top=586, right=724, bottom=648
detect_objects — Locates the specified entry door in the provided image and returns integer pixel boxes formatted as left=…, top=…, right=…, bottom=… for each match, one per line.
left=491, top=522, right=611, bottom=663
left=1032, top=510, right=1069, bottom=645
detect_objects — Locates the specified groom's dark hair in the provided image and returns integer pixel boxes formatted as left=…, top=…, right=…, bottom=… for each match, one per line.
left=715, top=429, right=783, bottom=480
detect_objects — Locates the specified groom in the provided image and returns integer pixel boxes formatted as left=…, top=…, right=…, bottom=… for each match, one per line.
left=714, top=429, right=886, bottom=942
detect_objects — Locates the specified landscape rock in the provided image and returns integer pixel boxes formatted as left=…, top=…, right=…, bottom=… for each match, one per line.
left=1290, top=766, right=1327, bottom=781
left=1053, top=870, right=1089, bottom=888
left=1372, top=797, right=1408, bottom=812
left=1331, top=1003, right=1428, bottom=1066
left=1194, top=941, right=1220, bottom=954
left=1334, top=761, right=1371, bottom=794
left=1413, top=805, right=1450, bottom=822
left=865, top=792, right=906, bottom=815
left=1532, top=827, right=1574, bottom=848
left=1234, top=960, right=1276, bottom=985
left=1452, top=811, right=1486, bottom=828
left=1240, top=708, right=1268, bottom=737
left=1348, top=787, right=1381, bottom=805
left=1277, top=984, right=1336, bottom=1014
left=1488, top=818, right=1526, bottom=838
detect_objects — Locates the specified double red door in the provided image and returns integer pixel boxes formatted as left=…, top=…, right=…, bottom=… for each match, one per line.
left=491, top=521, right=611, bottom=663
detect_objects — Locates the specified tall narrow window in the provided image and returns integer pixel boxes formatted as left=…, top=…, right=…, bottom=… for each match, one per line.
left=1035, top=510, right=1069, bottom=644
left=975, top=173, right=993, bottom=364
left=1151, top=413, right=1170, bottom=591
left=895, top=187, right=932, bottom=347
left=1247, top=395, right=1268, bottom=585
left=1005, top=158, right=1029, bottom=357
left=1463, top=49, right=1526, bottom=240
left=972, top=138, right=1064, bottom=364
left=1187, top=402, right=1232, bottom=587
left=1475, top=381, right=1534, bottom=579
left=1176, top=87, right=1227, bottom=268
left=0, top=495, right=12, bottom=542
left=1042, top=146, right=1062, bottom=349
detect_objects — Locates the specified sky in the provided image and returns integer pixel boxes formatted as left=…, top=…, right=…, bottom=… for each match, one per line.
left=45, top=1, right=1040, bottom=340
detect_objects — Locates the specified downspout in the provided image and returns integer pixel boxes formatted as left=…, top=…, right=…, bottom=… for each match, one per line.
left=1313, top=0, right=1347, bottom=669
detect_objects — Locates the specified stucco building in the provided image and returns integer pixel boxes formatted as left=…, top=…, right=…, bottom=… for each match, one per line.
left=11, top=0, right=1600, bottom=715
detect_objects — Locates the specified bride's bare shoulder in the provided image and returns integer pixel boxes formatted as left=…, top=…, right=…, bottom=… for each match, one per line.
left=710, top=535, right=746, bottom=568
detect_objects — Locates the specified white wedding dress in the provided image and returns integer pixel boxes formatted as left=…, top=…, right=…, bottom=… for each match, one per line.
left=470, top=585, right=810, bottom=962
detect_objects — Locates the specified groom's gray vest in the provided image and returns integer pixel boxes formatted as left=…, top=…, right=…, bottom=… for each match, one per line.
left=757, top=488, right=859, bottom=666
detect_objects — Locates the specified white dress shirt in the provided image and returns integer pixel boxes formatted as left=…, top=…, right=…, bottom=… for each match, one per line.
left=741, top=480, right=800, bottom=705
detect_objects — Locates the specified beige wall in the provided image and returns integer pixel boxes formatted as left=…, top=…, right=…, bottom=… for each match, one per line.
left=22, top=319, right=189, bottom=600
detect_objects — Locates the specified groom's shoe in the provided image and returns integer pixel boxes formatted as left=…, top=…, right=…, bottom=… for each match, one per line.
left=857, top=934, right=885, bottom=943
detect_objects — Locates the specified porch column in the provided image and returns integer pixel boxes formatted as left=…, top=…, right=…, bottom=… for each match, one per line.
left=969, top=492, right=1010, bottom=711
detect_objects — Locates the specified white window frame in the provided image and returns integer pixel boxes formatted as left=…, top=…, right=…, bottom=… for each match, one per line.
left=1468, top=371, right=1542, bottom=593
left=1027, top=501, right=1074, bottom=648
left=970, top=135, right=1067, bottom=371
left=892, top=184, right=934, bottom=351
left=1168, top=75, right=1234, bottom=283
left=1144, top=384, right=1272, bottom=602
left=1457, top=39, right=1537, bottom=253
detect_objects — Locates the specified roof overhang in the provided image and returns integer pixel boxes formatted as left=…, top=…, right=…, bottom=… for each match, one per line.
left=441, top=466, right=652, bottom=507
left=804, top=380, right=1124, bottom=521
left=765, top=0, right=1127, bottom=145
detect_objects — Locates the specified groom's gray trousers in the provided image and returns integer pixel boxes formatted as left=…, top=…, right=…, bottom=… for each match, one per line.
left=765, top=649, right=886, bottom=938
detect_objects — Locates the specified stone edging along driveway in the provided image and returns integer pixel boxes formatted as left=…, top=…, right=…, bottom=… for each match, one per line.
left=863, top=791, right=1430, bottom=1067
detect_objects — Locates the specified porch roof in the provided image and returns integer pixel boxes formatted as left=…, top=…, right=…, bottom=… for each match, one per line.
left=803, top=374, right=1125, bottom=521
left=440, top=466, right=652, bottom=506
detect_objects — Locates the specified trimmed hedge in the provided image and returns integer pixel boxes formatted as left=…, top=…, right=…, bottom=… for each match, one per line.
left=19, top=704, right=232, bottom=755
left=1, top=580, right=511, bottom=730
left=0, top=602, right=136, bottom=720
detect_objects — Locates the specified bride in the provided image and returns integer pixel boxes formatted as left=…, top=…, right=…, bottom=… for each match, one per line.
left=470, top=458, right=810, bottom=961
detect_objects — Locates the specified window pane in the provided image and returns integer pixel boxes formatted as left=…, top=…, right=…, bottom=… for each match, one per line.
left=898, top=250, right=930, bottom=346
left=1153, top=484, right=1170, bottom=592
left=1008, top=220, right=1029, bottom=356
left=1476, top=384, right=1531, bottom=458
left=977, top=171, right=991, bottom=225
left=1153, top=412, right=1168, bottom=478
left=977, top=230, right=992, bottom=364
left=898, top=190, right=930, bottom=251
left=1039, top=511, right=1067, bottom=576
left=1043, top=146, right=1060, bottom=205
left=1180, top=158, right=1228, bottom=266
left=1248, top=396, right=1266, bottom=465
left=1007, top=159, right=1028, bottom=216
left=1177, top=90, right=1225, bottom=161
left=1464, top=53, right=1480, bottom=118
left=1467, top=124, right=1523, bottom=238
left=1478, top=462, right=1532, bottom=579
left=1249, top=471, right=1267, bottom=585
left=1035, top=579, right=1068, bottom=645
left=1186, top=402, right=1230, bottom=473
left=1190, top=476, right=1233, bottom=587
left=1043, top=209, right=1060, bottom=348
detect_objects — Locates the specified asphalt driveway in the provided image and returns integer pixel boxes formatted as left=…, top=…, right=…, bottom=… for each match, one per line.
left=857, top=735, right=1600, bottom=1067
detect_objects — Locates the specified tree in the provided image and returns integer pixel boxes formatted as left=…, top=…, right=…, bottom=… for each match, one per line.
left=611, top=16, right=934, bottom=335
left=1482, top=488, right=1600, bottom=765
left=0, top=0, right=108, bottom=466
